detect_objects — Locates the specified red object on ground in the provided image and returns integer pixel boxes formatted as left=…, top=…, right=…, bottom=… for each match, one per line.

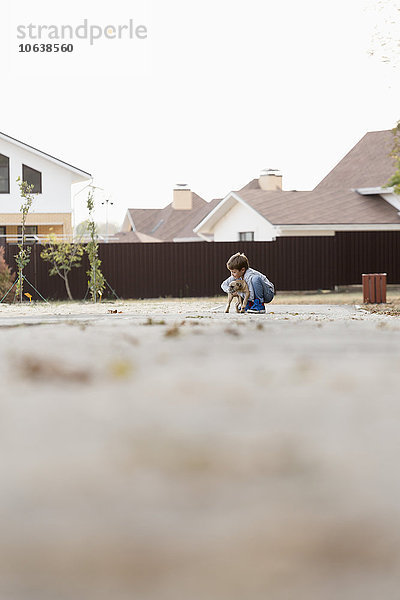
left=362, top=273, right=387, bottom=303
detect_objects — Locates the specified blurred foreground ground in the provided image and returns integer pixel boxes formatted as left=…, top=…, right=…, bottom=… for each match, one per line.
left=0, top=296, right=400, bottom=599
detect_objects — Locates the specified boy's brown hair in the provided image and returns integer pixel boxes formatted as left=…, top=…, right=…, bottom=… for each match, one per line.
left=226, top=252, right=249, bottom=272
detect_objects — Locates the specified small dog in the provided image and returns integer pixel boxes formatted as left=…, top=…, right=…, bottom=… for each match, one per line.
left=225, top=279, right=250, bottom=313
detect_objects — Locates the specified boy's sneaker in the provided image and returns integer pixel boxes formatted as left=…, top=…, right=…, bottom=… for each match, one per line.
left=244, top=300, right=254, bottom=312
left=247, top=299, right=266, bottom=314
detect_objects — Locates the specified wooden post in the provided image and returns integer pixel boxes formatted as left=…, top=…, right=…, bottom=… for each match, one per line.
left=362, top=273, right=387, bottom=304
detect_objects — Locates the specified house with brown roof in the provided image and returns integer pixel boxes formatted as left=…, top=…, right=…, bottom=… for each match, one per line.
left=114, top=184, right=220, bottom=242
left=195, top=130, right=400, bottom=241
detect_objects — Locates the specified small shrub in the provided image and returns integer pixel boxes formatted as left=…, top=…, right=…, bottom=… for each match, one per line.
left=40, top=234, right=84, bottom=300
left=0, top=246, right=16, bottom=301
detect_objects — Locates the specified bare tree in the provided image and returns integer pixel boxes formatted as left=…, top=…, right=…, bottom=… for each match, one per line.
left=367, top=0, right=400, bottom=68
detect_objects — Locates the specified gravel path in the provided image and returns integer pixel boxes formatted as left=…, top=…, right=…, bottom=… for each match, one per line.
left=0, top=300, right=399, bottom=599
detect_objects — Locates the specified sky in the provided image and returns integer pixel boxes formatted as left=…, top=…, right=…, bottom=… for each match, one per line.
left=2, top=0, right=400, bottom=228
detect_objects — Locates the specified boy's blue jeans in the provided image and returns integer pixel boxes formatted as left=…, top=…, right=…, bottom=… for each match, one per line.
left=251, top=275, right=274, bottom=304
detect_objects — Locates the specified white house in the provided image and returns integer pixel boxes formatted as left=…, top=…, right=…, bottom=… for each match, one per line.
left=194, top=131, right=400, bottom=241
left=0, top=131, right=91, bottom=242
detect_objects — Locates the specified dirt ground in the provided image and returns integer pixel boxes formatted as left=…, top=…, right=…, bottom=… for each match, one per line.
left=1, top=296, right=400, bottom=599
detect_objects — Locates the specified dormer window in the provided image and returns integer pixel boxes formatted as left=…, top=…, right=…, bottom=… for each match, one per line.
left=22, top=164, right=42, bottom=194
left=0, top=154, right=10, bottom=194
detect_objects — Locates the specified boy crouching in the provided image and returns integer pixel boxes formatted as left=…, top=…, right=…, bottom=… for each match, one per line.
left=221, top=252, right=274, bottom=314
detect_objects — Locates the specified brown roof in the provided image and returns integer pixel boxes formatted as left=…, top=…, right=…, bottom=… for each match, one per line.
left=232, top=130, right=400, bottom=225
left=236, top=188, right=400, bottom=225
left=314, top=130, right=396, bottom=191
left=128, top=193, right=221, bottom=241
left=238, top=178, right=263, bottom=192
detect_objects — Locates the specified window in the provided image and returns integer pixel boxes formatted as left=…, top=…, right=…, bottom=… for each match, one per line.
left=22, top=164, right=42, bottom=193
left=0, top=154, right=10, bottom=193
left=239, top=231, right=254, bottom=241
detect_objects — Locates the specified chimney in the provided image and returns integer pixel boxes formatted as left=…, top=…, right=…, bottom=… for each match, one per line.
left=259, top=168, right=282, bottom=191
left=173, top=183, right=192, bottom=210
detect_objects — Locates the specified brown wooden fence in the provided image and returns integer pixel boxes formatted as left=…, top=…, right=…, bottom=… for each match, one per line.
left=3, top=231, right=400, bottom=300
